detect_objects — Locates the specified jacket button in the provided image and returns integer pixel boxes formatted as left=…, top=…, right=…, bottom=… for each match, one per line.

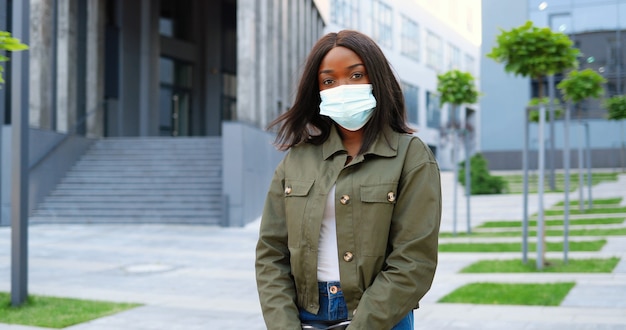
left=284, top=186, right=292, bottom=195
left=387, top=191, right=396, bottom=202
left=343, top=251, right=354, bottom=262
left=340, top=195, right=350, bottom=205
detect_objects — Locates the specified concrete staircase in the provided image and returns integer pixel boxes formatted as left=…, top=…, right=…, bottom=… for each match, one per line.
left=30, top=137, right=224, bottom=225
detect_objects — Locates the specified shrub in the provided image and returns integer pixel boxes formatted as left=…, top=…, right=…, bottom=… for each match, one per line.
left=458, top=153, right=507, bottom=194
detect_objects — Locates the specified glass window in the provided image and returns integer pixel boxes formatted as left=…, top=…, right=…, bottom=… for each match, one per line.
left=447, top=43, right=461, bottom=70
left=160, top=0, right=193, bottom=41
left=160, top=57, right=193, bottom=88
left=426, top=30, right=443, bottom=71
left=465, top=54, right=475, bottom=76
left=401, top=16, right=420, bottom=62
left=402, top=82, right=419, bottom=124
left=426, top=91, right=440, bottom=129
left=331, top=0, right=360, bottom=30
left=372, top=0, right=393, bottom=49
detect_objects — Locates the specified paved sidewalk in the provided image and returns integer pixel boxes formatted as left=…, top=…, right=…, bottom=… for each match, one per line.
left=0, top=171, right=625, bottom=329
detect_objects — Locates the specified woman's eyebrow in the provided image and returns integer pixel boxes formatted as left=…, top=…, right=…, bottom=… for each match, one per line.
left=319, top=63, right=365, bottom=75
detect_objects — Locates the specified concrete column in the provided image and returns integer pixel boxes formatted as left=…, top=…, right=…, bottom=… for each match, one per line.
left=29, top=0, right=54, bottom=129
left=203, top=0, right=223, bottom=135
left=56, top=0, right=77, bottom=133
left=258, top=0, right=267, bottom=128
left=237, top=0, right=257, bottom=123
left=86, top=0, right=105, bottom=137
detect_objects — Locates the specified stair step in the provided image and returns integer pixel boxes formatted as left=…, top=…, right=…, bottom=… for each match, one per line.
left=31, top=137, right=224, bottom=225
left=61, top=177, right=218, bottom=184
left=29, top=215, right=222, bottom=225
left=43, top=195, right=217, bottom=202
left=33, top=209, right=222, bottom=217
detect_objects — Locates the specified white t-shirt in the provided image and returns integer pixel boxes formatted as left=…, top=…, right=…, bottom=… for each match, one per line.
left=317, top=185, right=341, bottom=281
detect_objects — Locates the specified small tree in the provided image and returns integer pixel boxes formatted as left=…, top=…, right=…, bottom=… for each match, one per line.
left=487, top=20, right=579, bottom=270
left=437, top=69, right=479, bottom=235
left=557, top=69, right=606, bottom=105
left=487, top=21, right=579, bottom=99
left=0, top=31, right=29, bottom=84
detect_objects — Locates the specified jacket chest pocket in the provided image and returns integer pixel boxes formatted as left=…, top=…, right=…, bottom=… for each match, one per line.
left=284, top=179, right=315, bottom=248
left=358, top=182, right=398, bottom=255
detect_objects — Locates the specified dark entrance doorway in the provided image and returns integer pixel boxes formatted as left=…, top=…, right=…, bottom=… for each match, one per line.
left=159, top=57, right=193, bottom=136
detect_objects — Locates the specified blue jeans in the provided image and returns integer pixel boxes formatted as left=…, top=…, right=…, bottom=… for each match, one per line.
left=299, top=282, right=414, bottom=329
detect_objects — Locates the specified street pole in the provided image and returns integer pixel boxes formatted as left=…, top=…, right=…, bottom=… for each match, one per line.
left=578, top=119, right=585, bottom=212
left=11, top=0, right=30, bottom=307
left=452, top=124, right=458, bottom=236
left=548, top=75, right=556, bottom=190
left=536, top=104, right=546, bottom=270
left=563, top=103, right=571, bottom=264
left=585, top=122, right=592, bottom=209
left=522, top=107, right=529, bottom=264
left=464, top=129, right=471, bottom=234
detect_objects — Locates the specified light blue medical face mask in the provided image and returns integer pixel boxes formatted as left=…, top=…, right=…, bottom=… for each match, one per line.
left=319, top=84, right=377, bottom=131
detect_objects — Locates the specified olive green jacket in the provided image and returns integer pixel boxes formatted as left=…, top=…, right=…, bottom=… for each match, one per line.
left=255, top=126, right=441, bottom=329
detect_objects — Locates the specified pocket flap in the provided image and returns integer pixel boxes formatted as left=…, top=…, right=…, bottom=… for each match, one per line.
left=284, top=179, right=315, bottom=197
left=360, top=183, right=398, bottom=203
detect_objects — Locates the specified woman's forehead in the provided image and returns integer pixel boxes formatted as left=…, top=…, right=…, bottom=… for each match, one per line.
left=319, top=46, right=365, bottom=73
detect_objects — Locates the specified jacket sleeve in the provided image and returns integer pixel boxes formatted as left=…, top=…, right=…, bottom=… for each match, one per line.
left=255, top=158, right=302, bottom=329
left=349, top=139, right=442, bottom=329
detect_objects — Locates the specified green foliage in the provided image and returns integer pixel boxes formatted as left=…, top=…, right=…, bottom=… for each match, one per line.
left=438, top=282, right=575, bottom=306
left=487, top=21, right=579, bottom=79
left=458, top=153, right=507, bottom=194
left=527, top=97, right=564, bottom=123
left=605, top=95, right=626, bottom=121
left=0, top=30, right=29, bottom=84
left=437, top=69, right=479, bottom=106
left=557, top=68, right=606, bottom=103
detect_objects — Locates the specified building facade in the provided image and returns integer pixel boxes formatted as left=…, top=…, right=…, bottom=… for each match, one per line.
left=481, top=0, right=626, bottom=170
left=316, top=0, right=482, bottom=170
left=0, top=0, right=324, bottom=226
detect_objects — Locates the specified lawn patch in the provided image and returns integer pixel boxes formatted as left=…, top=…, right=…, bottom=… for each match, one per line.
left=438, top=239, right=606, bottom=252
left=0, top=292, right=141, bottom=329
left=477, top=217, right=625, bottom=228
left=440, top=227, right=626, bottom=238
left=543, top=207, right=626, bottom=216
left=438, top=282, right=575, bottom=306
left=460, top=257, right=620, bottom=273
left=554, top=197, right=622, bottom=206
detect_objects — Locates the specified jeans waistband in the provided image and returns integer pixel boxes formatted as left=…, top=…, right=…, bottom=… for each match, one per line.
left=318, top=281, right=342, bottom=294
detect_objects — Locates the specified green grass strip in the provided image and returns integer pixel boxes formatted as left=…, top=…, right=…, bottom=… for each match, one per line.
left=441, top=227, right=626, bottom=238
left=477, top=217, right=625, bottom=228
left=543, top=207, right=626, bottom=216
left=0, top=293, right=141, bottom=329
left=460, top=257, right=620, bottom=273
left=438, top=239, right=605, bottom=252
left=554, top=198, right=622, bottom=206
left=497, top=172, right=620, bottom=194
left=438, top=282, right=575, bottom=306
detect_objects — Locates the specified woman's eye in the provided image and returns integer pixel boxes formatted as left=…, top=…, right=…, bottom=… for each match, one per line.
left=351, top=72, right=364, bottom=79
left=322, top=79, right=334, bottom=85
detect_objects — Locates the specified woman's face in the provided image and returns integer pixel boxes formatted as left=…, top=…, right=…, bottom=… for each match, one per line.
left=318, top=46, right=370, bottom=91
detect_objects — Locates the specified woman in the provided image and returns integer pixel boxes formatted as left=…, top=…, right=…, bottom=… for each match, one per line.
left=255, top=30, right=441, bottom=330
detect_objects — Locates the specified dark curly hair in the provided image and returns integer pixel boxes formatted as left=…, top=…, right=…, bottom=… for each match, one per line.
left=268, top=30, right=413, bottom=154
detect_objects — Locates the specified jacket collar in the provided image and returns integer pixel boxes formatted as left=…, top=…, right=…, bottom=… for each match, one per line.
left=322, top=125, right=399, bottom=160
